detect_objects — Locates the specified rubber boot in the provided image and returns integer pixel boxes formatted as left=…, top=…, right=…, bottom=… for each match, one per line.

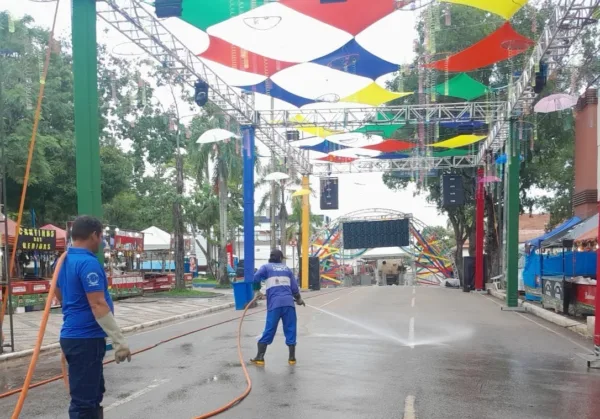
left=250, top=343, right=267, bottom=366
left=98, top=406, right=104, bottom=419
left=288, top=345, right=296, bottom=365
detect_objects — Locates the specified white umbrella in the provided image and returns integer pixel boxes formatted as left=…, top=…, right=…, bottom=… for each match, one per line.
left=534, top=93, right=578, bottom=113
left=196, top=128, right=240, bottom=145
left=264, top=172, right=290, bottom=181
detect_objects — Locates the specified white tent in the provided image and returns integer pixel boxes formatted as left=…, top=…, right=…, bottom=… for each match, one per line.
left=360, top=247, right=411, bottom=260
left=142, top=226, right=171, bottom=251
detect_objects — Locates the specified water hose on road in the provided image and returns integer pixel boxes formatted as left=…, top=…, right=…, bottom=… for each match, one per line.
left=4, top=290, right=344, bottom=416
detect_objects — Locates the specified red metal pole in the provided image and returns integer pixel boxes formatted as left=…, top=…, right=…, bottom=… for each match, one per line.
left=475, top=167, right=485, bottom=291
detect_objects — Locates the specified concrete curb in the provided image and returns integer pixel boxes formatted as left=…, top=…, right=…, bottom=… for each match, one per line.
left=0, top=302, right=235, bottom=363
left=487, top=289, right=591, bottom=339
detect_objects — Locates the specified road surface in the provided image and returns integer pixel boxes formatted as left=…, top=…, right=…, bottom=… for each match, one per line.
left=1, top=286, right=599, bottom=418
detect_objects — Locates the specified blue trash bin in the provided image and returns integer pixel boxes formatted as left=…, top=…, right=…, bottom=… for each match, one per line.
left=232, top=281, right=253, bottom=310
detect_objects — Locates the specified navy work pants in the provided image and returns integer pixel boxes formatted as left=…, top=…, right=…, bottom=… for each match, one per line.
left=60, top=338, right=106, bottom=419
left=258, top=306, right=297, bottom=346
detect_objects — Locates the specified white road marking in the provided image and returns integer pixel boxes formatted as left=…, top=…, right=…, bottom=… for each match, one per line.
left=319, top=288, right=360, bottom=308
left=411, top=297, right=416, bottom=308
left=408, top=317, right=415, bottom=349
left=403, top=395, right=416, bottom=419
left=483, top=295, right=590, bottom=352
left=412, top=287, right=416, bottom=295
left=104, top=379, right=170, bottom=412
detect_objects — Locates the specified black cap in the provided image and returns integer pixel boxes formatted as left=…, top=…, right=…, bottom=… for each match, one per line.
left=269, top=249, right=285, bottom=262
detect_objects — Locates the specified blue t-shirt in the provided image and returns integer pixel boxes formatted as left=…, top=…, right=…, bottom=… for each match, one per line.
left=57, top=247, right=114, bottom=339
left=251, top=263, right=299, bottom=311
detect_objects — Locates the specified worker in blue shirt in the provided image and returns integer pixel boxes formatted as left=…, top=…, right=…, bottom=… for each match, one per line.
left=249, top=249, right=305, bottom=366
left=56, top=216, right=131, bottom=419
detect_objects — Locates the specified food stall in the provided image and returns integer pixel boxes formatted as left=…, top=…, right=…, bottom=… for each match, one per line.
left=103, top=227, right=145, bottom=299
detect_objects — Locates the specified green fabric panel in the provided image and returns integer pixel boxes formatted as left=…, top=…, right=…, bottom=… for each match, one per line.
left=354, top=124, right=404, bottom=138
left=431, top=149, right=471, bottom=157
left=430, top=73, right=490, bottom=101
left=181, top=0, right=265, bottom=31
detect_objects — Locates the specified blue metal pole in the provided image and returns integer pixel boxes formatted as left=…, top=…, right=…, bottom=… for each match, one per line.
left=242, top=125, right=255, bottom=281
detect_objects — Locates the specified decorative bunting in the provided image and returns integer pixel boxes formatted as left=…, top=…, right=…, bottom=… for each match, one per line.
left=440, top=0, right=529, bottom=20
left=353, top=124, right=404, bottom=138
left=375, top=153, right=411, bottom=160
left=293, top=115, right=343, bottom=138
left=178, top=0, right=265, bottom=31
left=311, top=40, right=398, bottom=80
left=341, top=83, right=413, bottom=106
left=239, top=79, right=317, bottom=108
left=429, top=73, right=490, bottom=101
left=280, top=0, right=396, bottom=36
left=316, top=155, right=358, bottom=163
left=428, top=135, right=486, bottom=148
left=426, top=23, right=534, bottom=72
left=362, top=140, right=415, bottom=153
left=300, top=140, right=349, bottom=154
left=199, top=35, right=295, bottom=76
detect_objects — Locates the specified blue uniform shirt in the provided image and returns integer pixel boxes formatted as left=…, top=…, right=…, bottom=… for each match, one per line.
left=251, top=263, right=299, bottom=311
left=57, top=247, right=114, bottom=339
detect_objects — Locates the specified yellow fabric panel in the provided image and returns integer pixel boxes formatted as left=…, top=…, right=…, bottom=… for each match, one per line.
left=292, top=115, right=343, bottom=138
left=341, top=83, right=413, bottom=106
left=429, top=134, right=486, bottom=148
left=441, top=0, right=528, bottom=20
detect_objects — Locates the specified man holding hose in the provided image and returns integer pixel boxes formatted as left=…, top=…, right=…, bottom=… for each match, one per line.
left=55, top=216, right=131, bottom=419
left=249, top=249, right=305, bottom=366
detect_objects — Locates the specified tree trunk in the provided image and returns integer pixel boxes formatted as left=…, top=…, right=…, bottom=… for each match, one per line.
left=173, top=151, right=185, bottom=290
left=218, top=166, right=229, bottom=286
left=485, top=191, right=501, bottom=279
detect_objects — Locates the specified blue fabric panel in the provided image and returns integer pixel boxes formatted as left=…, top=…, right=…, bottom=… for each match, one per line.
left=239, top=79, right=317, bottom=108
left=311, top=39, right=398, bottom=80
left=528, top=217, right=581, bottom=249
left=375, top=153, right=411, bottom=159
left=299, top=140, right=349, bottom=153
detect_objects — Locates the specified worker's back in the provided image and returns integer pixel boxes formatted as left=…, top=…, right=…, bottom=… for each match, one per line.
left=253, top=262, right=299, bottom=311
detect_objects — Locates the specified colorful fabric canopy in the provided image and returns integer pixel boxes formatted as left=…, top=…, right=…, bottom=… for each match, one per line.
left=441, top=0, right=529, bottom=20
left=199, top=35, right=295, bottom=76
left=430, top=73, right=490, bottom=101
left=440, top=119, right=486, bottom=130
left=341, top=83, right=413, bottom=106
left=292, top=116, right=343, bottom=138
left=167, top=0, right=264, bottom=31
left=280, top=0, right=396, bottom=36
left=312, top=39, right=398, bottom=80
left=316, top=155, right=357, bottom=163
left=353, top=124, right=404, bottom=138
left=430, top=149, right=471, bottom=157
left=362, top=140, right=415, bottom=153
left=426, top=23, right=534, bottom=72
left=375, top=153, right=411, bottom=160
left=300, top=140, right=348, bottom=154
left=429, top=135, right=486, bottom=148
left=239, top=79, right=317, bottom=108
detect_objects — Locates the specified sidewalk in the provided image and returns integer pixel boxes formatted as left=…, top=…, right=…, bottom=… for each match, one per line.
left=487, top=287, right=593, bottom=339
left=0, top=290, right=235, bottom=361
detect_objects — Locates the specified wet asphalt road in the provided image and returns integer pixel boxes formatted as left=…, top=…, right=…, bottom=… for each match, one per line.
left=1, top=286, right=600, bottom=419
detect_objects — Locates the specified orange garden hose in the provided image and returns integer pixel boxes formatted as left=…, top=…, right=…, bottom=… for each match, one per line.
left=0, top=0, right=61, bottom=343
left=3, top=290, right=343, bottom=417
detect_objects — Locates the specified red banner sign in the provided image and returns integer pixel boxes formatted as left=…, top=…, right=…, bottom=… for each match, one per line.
left=226, top=242, right=234, bottom=267
left=114, top=231, right=144, bottom=252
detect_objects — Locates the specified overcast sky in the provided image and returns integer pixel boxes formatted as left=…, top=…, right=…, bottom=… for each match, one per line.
left=3, top=0, right=450, bottom=228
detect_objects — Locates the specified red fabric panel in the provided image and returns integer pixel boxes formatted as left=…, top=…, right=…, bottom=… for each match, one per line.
left=280, top=0, right=395, bottom=36
left=316, top=155, right=357, bottom=163
left=199, top=36, right=295, bottom=76
left=426, top=22, right=534, bottom=72
left=362, top=140, right=415, bottom=152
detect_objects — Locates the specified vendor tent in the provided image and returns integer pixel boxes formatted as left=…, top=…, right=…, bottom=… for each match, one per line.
left=0, top=215, right=18, bottom=246
left=541, top=214, right=597, bottom=247
left=527, top=216, right=581, bottom=249
left=360, top=247, right=411, bottom=260
left=142, top=226, right=171, bottom=251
